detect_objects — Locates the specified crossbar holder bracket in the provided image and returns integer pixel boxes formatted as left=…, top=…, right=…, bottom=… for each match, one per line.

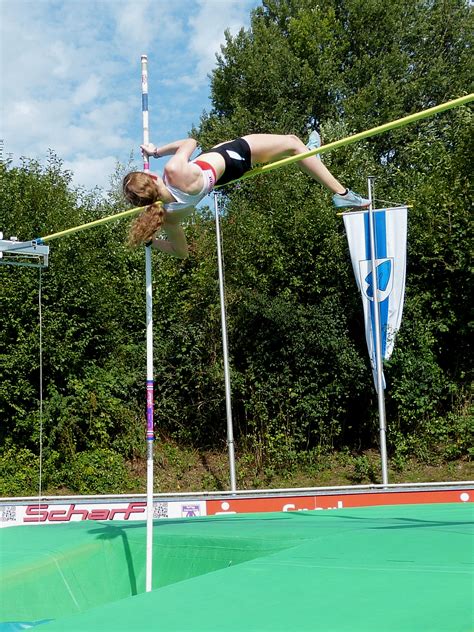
left=0, top=235, right=50, bottom=268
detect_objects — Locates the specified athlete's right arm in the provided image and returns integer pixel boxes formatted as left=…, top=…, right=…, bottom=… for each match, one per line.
left=141, top=138, right=197, bottom=159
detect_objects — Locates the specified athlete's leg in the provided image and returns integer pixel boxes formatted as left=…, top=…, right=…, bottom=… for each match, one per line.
left=242, top=134, right=346, bottom=194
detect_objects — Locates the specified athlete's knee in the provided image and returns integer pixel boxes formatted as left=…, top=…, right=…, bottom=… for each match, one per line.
left=286, top=134, right=305, bottom=155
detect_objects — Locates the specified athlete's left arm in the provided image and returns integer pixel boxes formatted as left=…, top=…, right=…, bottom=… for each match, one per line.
left=149, top=228, right=188, bottom=259
left=149, top=210, right=191, bottom=259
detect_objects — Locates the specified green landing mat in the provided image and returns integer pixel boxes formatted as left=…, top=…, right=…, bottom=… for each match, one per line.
left=1, top=503, right=473, bottom=631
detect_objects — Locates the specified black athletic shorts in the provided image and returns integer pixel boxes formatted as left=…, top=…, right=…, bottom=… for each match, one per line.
left=210, top=138, right=252, bottom=186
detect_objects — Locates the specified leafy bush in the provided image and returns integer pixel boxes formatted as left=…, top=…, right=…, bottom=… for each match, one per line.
left=0, top=445, right=62, bottom=496
left=63, top=448, right=134, bottom=495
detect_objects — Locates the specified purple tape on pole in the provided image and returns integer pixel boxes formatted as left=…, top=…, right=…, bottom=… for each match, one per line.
left=146, top=379, right=154, bottom=440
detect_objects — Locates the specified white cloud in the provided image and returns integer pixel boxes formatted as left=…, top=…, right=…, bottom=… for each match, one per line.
left=188, top=0, right=253, bottom=81
left=49, top=41, right=74, bottom=79
left=114, top=0, right=187, bottom=61
left=72, top=75, right=101, bottom=106
left=0, top=0, right=259, bottom=192
left=116, top=0, right=156, bottom=51
left=63, top=154, right=119, bottom=192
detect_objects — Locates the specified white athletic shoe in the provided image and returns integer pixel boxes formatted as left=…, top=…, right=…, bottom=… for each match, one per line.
left=306, top=130, right=321, bottom=160
left=332, top=190, right=370, bottom=209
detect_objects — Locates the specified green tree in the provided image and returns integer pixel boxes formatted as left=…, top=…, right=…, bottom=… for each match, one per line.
left=194, top=0, right=473, bottom=459
left=0, top=156, right=146, bottom=490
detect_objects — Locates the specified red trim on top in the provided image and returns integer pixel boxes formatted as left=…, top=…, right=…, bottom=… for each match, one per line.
left=194, top=160, right=217, bottom=183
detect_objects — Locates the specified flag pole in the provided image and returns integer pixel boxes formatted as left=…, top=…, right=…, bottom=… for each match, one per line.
left=141, top=53, right=155, bottom=593
left=367, top=177, right=389, bottom=485
left=213, top=192, right=237, bottom=492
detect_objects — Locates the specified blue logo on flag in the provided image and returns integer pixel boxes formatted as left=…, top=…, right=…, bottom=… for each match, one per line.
left=359, top=258, right=393, bottom=302
left=365, top=259, right=392, bottom=298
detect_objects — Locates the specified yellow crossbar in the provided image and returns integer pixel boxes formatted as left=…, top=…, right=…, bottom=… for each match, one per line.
left=222, top=93, right=473, bottom=185
left=37, top=93, right=472, bottom=243
left=37, top=204, right=147, bottom=243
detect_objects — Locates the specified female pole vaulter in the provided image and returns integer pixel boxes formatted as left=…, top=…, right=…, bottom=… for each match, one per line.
left=123, top=132, right=369, bottom=258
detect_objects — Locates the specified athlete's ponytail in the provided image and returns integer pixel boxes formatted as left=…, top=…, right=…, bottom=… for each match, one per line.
left=127, top=202, right=165, bottom=247
left=123, top=172, right=165, bottom=247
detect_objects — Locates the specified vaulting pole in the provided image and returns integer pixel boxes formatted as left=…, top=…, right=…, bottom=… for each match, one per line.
left=141, top=53, right=155, bottom=594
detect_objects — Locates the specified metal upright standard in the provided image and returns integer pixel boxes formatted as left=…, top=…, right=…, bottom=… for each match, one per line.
left=367, top=178, right=389, bottom=485
left=213, top=194, right=237, bottom=492
left=141, top=54, right=155, bottom=594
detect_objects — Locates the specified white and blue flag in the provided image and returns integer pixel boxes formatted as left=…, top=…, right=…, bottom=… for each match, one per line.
left=343, top=207, right=408, bottom=389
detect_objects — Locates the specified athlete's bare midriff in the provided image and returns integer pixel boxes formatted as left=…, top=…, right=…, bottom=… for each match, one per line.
left=196, top=151, right=226, bottom=179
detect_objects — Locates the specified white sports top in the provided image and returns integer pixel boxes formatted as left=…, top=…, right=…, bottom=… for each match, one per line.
left=163, top=160, right=217, bottom=212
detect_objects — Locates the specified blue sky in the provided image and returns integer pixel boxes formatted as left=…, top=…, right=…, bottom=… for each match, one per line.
left=0, top=0, right=260, bottom=192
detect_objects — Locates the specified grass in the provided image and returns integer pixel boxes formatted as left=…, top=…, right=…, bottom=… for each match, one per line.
left=127, top=442, right=473, bottom=494
left=1, top=440, right=471, bottom=497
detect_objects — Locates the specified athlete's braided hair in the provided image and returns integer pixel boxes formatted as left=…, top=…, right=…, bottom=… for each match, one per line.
left=123, top=172, right=165, bottom=247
